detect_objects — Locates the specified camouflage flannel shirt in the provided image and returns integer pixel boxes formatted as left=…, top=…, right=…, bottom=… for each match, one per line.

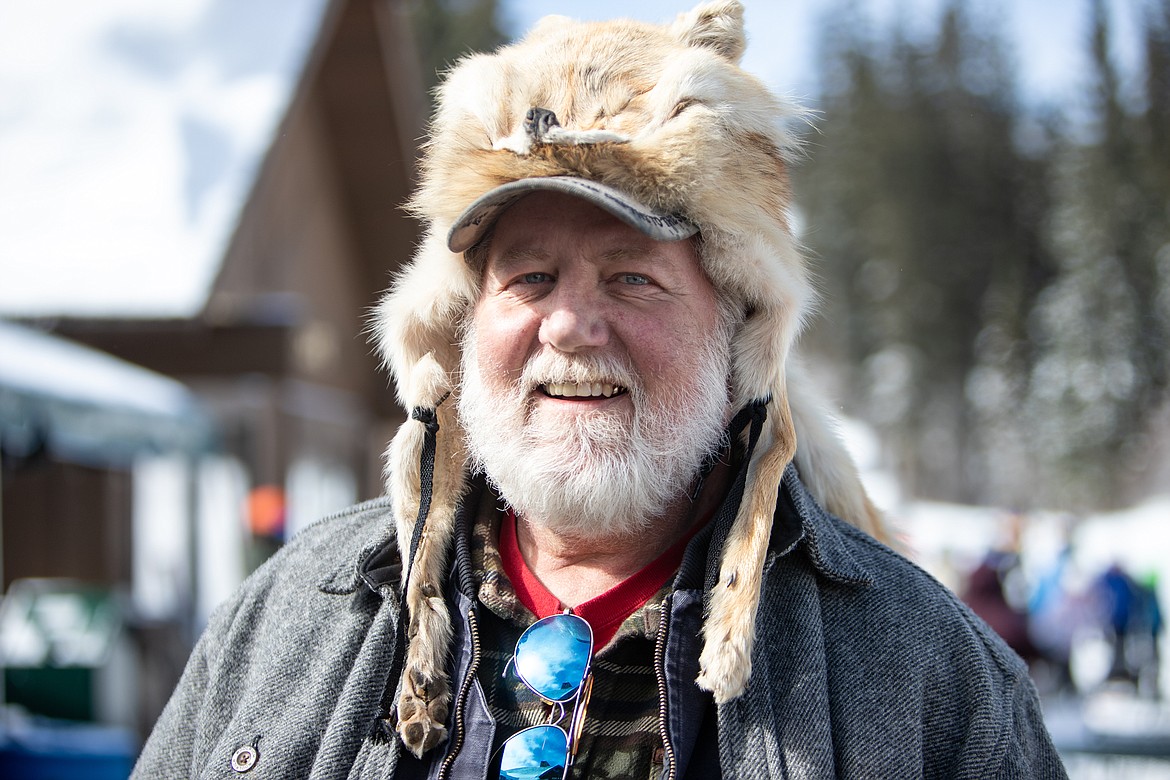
left=470, top=493, right=669, bottom=780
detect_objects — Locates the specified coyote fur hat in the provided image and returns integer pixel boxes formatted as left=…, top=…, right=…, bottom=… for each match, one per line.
left=375, top=0, right=888, bottom=757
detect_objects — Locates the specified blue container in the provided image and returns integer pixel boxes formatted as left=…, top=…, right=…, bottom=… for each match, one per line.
left=0, top=720, right=136, bottom=780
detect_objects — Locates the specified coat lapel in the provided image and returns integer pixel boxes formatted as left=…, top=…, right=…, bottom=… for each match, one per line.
left=717, top=554, right=838, bottom=779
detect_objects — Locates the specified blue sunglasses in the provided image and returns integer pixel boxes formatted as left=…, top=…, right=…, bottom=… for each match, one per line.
left=498, top=611, right=594, bottom=780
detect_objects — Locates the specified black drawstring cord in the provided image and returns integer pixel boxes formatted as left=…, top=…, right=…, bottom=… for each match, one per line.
left=691, top=400, right=762, bottom=500
left=403, top=392, right=450, bottom=593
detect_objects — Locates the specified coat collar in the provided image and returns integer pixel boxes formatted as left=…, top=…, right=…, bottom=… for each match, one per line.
left=772, top=464, right=874, bottom=587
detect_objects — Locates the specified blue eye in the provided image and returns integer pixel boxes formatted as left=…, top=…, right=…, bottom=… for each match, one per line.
left=621, top=273, right=649, bottom=285
left=522, top=272, right=552, bottom=284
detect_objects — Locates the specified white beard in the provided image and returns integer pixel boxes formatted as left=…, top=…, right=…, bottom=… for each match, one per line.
left=457, top=325, right=733, bottom=541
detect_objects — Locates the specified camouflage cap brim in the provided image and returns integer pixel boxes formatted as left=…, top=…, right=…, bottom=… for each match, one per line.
left=447, top=176, right=699, bottom=253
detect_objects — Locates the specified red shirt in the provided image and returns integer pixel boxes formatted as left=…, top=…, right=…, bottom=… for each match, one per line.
left=499, top=509, right=705, bottom=649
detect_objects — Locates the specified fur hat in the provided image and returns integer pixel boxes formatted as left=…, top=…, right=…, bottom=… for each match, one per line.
left=374, top=0, right=889, bottom=757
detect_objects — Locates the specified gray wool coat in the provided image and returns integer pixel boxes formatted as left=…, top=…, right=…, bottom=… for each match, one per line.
left=132, top=467, right=1068, bottom=779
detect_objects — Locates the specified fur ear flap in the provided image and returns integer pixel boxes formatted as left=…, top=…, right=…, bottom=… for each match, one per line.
left=387, top=396, right=468, bottom=758
left=671, top=0, right=747, bottom=63
left=374, top=237, right=476, bottom=408
left=696, top=388, right=796, bottom=702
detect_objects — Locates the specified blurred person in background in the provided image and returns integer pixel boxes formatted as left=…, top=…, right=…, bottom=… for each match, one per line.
left=1027, top=544, right=1086, bottom=697
left=1094, top=563, right=1163, bottom=697
left=961, top=553, right=1040, bottom=665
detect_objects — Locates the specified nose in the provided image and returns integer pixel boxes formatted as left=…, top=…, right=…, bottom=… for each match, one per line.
left=524, top=106, right=561, bottom=142
left=538, top=285, right=609, bottom=353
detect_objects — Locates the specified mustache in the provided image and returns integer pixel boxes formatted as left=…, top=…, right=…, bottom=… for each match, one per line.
left=518, top=350, right=640, bottom=396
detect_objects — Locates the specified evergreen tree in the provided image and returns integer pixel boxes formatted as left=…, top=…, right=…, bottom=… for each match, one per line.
left=798, top=0, right=1051, bottom=504
left=407, top=0, right=507, bottom=97
left=1024, top=0, right=1170, bottom=505
left=801, top=0, right=1170, bottom=510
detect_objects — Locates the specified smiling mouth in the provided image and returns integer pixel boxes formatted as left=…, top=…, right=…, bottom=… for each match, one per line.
left=541, top=382, right=627, bottom=399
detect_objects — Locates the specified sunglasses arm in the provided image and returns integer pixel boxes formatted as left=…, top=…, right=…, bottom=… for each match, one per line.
left=566, top=672, right=594, bottom=762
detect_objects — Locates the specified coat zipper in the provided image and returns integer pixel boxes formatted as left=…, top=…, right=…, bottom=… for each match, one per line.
left=654, top=593, right=677, bottom=780
left=437, top=606, right=482, bottom=780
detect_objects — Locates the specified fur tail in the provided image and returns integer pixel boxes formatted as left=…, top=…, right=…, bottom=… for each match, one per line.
left=697, top=362, right=891, bottom=703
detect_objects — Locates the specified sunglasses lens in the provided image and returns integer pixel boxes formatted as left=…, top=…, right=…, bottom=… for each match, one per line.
left=499, top=724, right=568, bottom=780
left=514, top=614, right=592, bottom=702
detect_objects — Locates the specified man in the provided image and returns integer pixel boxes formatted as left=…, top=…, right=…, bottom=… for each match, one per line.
left=133, top=2, right=1068, bottom=777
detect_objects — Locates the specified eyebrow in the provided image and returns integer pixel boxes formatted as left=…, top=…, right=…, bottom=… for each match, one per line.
left=597, top=246, right=656, bottom=264
left=490, top=247, right=550, bottom=272
left=489, top=242, right=666, bottom=275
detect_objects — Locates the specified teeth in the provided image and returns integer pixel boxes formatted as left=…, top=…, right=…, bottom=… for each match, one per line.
left=544, top=382, right=624, bottom=398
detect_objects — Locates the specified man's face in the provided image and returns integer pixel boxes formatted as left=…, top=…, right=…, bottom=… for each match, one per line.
left=457, top=191, right=733, bottom=539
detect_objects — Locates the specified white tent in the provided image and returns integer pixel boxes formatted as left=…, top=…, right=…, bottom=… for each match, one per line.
left=0, top=320, right=212, bottom=465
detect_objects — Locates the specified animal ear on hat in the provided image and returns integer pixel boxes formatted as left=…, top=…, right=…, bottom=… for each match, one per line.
left=528, top=14, right=575, bottom=37
left=671, top=0, right=747, bottom=63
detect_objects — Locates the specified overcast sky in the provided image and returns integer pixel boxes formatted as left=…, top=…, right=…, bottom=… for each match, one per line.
left=0, top=0, right=1145, bottom=318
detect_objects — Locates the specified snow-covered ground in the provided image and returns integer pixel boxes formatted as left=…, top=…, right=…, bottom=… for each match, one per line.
left=891, top=495, right=1170, bottom=699
left=840, top=416, right=1170, bottom=774
left=842, top=415, right=1170, bottom=644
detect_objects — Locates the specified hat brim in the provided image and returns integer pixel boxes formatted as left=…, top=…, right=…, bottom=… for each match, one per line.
left=446, top=177, right=699, bottom=253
